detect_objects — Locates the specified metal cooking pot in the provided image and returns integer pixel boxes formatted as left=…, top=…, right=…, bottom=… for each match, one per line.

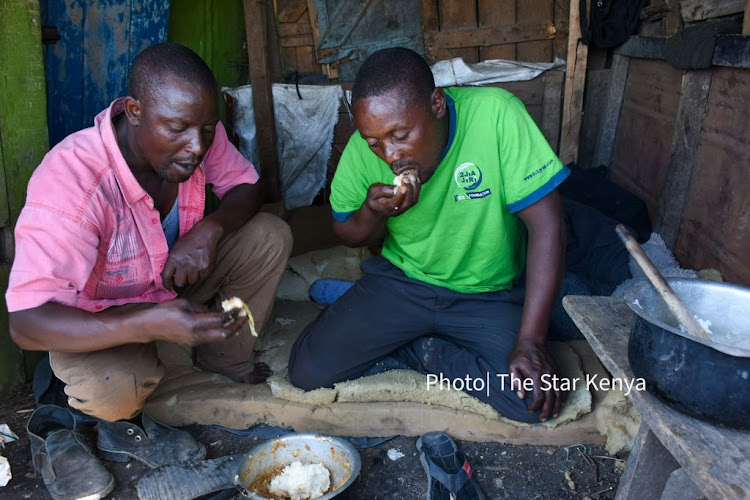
left=624, top=278, right=750, bottom=429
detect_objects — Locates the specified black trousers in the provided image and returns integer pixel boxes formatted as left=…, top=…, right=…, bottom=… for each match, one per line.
left=288, top=256, right=541, bottom=423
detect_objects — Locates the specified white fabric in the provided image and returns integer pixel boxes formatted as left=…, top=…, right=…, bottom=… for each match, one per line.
left=431, top=57, right=565, bottom=87
left=223, top=84, right=344, bottom=210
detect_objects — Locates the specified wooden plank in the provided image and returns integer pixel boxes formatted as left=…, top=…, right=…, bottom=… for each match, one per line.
left=615, top=35, right=750, bottom=69
left=517, top=0, right=554, bottom=62
left=609, top=59, right=683, bottom=221
left=553, top=0, right=570, bottom=61
left=559, top=0, right=588, bottom=165
left=421, top=0, right=438, bottom=32
left=478, top=0, right=515, bottom=61
left=745, top=0, right=750, bottom=34
left=542, top=70, right=564, bottom=154
left=681, top=0, right=745, bottom=23
left=276, top=0, right=308, bottom=23
left=278, top=21, right=312, bottom=38
left=673, top=66, right=750, bottom=288
left=656, top=70, right=713, bottom=249
left=615, top=36, right=667, bottom=59
left=318, top=0, right=373, bottom=50
left=281, top=46, right=298, bottom=73
left=592, top=54, right=630, bottom=169
left=615, top=424, right=680, bottom=500
left=563, top=296, right=750, bottom=500
left=424, top=22, right=555, bottom=50
left=295, top=45, right=319, bottom=73
left=244, top=0, right=281, bottom=202
left=578, top=69, right=609, bottom=169
left=439, top=0, right=478, bottom=63
left=421, top=0, right=449, bottom=62
left=279, top=33, right=315, bottom=48
left=665, top=0, right=682, bottom=36
left=713, top=34, right=750, bottom=68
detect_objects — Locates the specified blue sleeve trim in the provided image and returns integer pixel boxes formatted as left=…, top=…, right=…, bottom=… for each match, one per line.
left=507, top=166, right=571, bottom=213
left=332, top=210, right=355, bottom=222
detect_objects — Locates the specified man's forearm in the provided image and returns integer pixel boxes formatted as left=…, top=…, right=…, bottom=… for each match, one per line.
left=516, top=190, right=566, bottom=342
left=9, top=303, right=152, bottom=352
left=333, top=204, right=388, bottom=247
left=201, top=183, right=262, bottom=241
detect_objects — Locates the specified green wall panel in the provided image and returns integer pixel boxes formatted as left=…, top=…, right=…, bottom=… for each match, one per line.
left=0, top=0, right=50, bottom=391
left=168, top=0, right=249, bottom=124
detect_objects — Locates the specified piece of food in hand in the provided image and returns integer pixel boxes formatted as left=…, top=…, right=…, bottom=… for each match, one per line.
left=268, top=461, right=331, bottom=500
left=221, top=297, right=258, bottom=337
left=392, top=169, right=417, bottom=188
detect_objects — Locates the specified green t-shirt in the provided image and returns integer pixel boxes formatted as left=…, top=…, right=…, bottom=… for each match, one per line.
left=331, top=86, right=569, bottom=293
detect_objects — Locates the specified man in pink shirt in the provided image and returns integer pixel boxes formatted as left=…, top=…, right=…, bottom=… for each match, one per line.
left=6, top=43, right=291, bottom=499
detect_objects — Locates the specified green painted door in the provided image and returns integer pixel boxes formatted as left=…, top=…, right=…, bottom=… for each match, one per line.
left=0, top=0, right=51, bottom=391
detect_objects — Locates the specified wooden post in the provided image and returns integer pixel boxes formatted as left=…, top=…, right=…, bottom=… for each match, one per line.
left=542, top=70, right=564, bottom=154
left=559, top=0, right=589, bottom=165
left=592, top=54, right=630, bottom=169
left=744, top=0, right=750, bottom=34
left=655, top=70, right=713, bottom=249
left=244, top=0, right=281, bottom=202
left=614, top=423, right=680, bottom=499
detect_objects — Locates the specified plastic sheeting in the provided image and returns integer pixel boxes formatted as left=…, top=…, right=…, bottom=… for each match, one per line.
left=223, top=84, right=344, bottom=210
left=431, top=57, right=565, bottom=87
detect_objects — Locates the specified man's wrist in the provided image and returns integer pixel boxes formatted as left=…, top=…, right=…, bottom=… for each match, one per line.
left=515, top=331, right=547, bottom=346
left=195, top=216, right=225, bottom=243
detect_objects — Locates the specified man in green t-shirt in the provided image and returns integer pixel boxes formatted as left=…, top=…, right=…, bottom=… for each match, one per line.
left=289, top=47, right=570, bottom=424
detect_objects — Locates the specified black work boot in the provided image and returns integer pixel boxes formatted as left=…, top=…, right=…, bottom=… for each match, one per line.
left=27, top=405, right=114, bottom=500
left=96, top=413, right=205, bottom=468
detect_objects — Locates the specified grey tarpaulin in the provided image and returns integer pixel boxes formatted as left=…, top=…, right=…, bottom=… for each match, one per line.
left=223, top=84, right=344, bottom=210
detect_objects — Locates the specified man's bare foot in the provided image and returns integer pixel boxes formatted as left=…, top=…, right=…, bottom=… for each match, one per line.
left=234, top=362, right=273, bottom=384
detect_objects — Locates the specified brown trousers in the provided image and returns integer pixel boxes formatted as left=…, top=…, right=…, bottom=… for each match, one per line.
left=49, top=213, right=292, bottom=421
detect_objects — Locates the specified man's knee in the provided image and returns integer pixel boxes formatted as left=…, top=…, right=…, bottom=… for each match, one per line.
left=287, top=341, right=337, bottom=391
left=487, top=392, right=542, bottom=424
left=51, top=344, right=165, bottom=422
left=246, top=213, right=293, bottom=258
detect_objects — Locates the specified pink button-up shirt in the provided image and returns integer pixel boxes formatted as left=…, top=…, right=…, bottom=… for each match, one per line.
left=6, top=99, right=259, bottom=313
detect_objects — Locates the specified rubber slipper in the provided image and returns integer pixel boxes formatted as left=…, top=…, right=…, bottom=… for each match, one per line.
left=308, top=279, right=355, bottom=304
left=136, top=453, right=244, bottom=500
left=416, top=431, right=485, bottom=500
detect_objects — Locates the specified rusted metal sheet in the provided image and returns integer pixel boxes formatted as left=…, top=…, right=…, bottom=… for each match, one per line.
left=609, top=58, right=682, bottom=220
left=674, top=67, right=750, bottom=286
left=42, top=0, right=169, bottom=146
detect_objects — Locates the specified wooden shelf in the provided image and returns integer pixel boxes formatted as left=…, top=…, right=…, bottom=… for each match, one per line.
left=563, top=295, right=750, bottom=499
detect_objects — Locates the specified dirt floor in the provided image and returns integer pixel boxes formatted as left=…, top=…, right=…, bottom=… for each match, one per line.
left=0, top=383, right=626, bottom=500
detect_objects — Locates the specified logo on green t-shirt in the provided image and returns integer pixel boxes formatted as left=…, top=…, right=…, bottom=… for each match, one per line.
left=453, top=162, right=491, bottom=202
left=454, top=162, right=483, bottom=190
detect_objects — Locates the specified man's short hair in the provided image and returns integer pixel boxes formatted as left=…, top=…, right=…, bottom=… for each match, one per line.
left=129, top=43, right=217, bottom=103
left=351, top=47, right=435, bottom=109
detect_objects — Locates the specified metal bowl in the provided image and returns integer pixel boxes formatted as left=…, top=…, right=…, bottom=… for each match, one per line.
left=623, top=278, right=750, bottom=428
left=234, top=433, right=361, bottom=499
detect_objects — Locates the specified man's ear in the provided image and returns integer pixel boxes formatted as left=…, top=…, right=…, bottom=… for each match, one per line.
left=430, top=88, right=447, bottom=120
left=123, top=96, right=141, bottom=126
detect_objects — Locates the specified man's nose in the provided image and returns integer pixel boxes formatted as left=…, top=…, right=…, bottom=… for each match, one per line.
left=383, top=141, right=402, bottom=166
left=185, top=129, right=208, bottom=157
